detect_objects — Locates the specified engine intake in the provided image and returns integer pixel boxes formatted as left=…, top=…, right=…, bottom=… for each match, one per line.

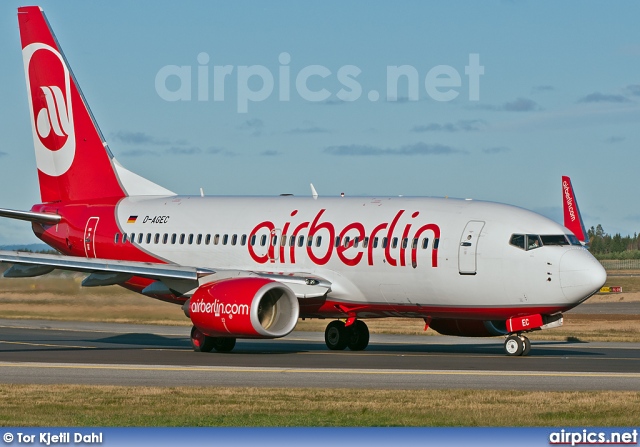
left=188, top=277, right=299, bottom=338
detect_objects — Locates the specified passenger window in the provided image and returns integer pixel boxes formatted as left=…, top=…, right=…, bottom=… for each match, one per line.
left=354, top=237, right=359, bottom=248
left=223, top=234, right=228, bottom=245
left=251, top=235, right=256, bottom=246
left=146, top=233, right=151, bottom=244
left=154, top=233, right=160, bottom=244
left=241, top=235, right=247, bottom=246
left=205, top=234, right=211, bottom=245
left=412, top=238, right=418, bottom=249
left=130, top=233, right=135, bottom=243
left=335, top=236, right=340, bottom=247
left=114, top=233, right=119, bottom=244
left=363, top=237, right=369, bottom=248
left=171, top=234, right=177, bottom=244
left=180, top=234, right=185, bottom=244
left=214, top=234, right=220, bottom=245
left=422, top=238, right=429, bottom=249
left=137, top=234, right=143, bottom=244
left=232, top=234, right=237, bottom=246
left=122, top=233, right=127, bottom=243
left=433, top=238, right=439, bottom=249
left=163, top=234, right=168, bottom=244
left=343, top=236, right=350, bottom=247
left=272, top=235, right=278, bottom=246
left=316, top=236, right=322, bottom=247
left=373, top=237, right=378, bottom=248
left=382, top=237, right=388, bottom=249
left=307, top=237, right=313, bottom=247
left=260, top=235, right=267, bottom=246
left=289, top=235, right=295, bottom=247
left=526, top=234, right=541, bottom=250
left=392, top=237, right=398, bottom=249
left=188, top=234, right=194, bottom=244
left=196, top=234, right=202, bottom=245
left=402, top=238, right=408, bottom=249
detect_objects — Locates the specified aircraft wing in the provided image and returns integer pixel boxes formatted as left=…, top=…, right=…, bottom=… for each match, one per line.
left=0, top=250, right=331, bottom=299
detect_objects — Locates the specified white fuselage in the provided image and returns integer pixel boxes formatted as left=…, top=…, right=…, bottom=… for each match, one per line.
left=111, top=195, right=604, bottom=317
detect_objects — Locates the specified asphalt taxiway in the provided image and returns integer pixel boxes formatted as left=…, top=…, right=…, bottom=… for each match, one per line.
left=0, top=318, right=639, bottom=391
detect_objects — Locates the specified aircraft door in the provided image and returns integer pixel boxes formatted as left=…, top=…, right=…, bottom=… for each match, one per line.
left=84, top=217, right=100, bottom=258
left=458, top=220, right=485, bottom=275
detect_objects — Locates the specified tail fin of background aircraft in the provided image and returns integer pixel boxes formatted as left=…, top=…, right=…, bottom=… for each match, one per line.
left=18, top=6, right=173, bottom=204
left=562, top=176, right=589, bottom=245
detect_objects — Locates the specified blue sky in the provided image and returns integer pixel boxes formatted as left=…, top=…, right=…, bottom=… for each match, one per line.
left=1, top=1, right=639, bottom=245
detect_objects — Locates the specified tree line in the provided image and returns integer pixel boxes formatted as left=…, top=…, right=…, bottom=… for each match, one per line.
left=587, top=225, right=640, bottom=259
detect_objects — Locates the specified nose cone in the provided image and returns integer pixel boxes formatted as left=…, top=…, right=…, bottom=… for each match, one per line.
left=559, top=249, right=606, bottom=303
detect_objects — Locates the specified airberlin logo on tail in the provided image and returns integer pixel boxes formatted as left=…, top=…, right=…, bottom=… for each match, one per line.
left=563, top=180, right=576, bottom=223
left=23, top=43, right=76, bottom=177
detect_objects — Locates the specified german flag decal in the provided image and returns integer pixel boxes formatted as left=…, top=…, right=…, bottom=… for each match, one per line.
left=127, top=216, right=138, bottom=224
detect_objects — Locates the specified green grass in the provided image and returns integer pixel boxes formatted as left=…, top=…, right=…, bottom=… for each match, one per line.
left=0, top=386, right=639, bottom=427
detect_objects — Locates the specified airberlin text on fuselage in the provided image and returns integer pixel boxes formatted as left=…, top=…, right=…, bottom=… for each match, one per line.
left=248, top=209, right=440, bottom=268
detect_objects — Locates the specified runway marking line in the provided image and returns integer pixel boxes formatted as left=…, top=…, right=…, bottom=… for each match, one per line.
left=0, top=362, right=639, bottom=379
left=0, top=340, right=95, bottom=349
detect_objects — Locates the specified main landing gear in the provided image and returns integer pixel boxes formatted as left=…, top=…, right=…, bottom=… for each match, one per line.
left=504, top=334, right=531, bottom=356
left=190, top=326, right=236, bottom=353
left=324, top=320, right=370, bottom=351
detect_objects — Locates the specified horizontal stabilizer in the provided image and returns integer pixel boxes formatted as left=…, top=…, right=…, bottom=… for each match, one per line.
left=0, top=208, right=61, bottom=225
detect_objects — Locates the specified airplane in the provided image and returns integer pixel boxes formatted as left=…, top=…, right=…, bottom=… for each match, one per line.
left=0, top=6, right=606, bottom=357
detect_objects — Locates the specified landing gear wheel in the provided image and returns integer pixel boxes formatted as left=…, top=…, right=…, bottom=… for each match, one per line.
left=191, top=326, right=214, bottom=353
left=504, top=334, right=524, bottom=356
left=347, top=320, right=370, bottom=351
left=521, top=336, right=531, bottom=356
left=212, top=337, right=236, bottom=353
left=325, top=320, right=348, bottom=350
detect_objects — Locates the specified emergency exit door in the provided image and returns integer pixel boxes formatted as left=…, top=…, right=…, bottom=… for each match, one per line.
left=84, top=217, right=99, bottom=258
left=458, top=220, right=485, bottom=275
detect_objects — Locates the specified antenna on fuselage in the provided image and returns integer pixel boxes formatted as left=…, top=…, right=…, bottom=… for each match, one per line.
left=310, top=183, right=318, bottom=200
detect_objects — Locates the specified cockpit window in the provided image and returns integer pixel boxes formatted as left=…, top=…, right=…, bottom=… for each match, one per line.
left=526, top=234, right=541, bottom=250
left=566, top=234, right=582, bottom=246
left=510, top=234, right=525, bottom=249
left=540, top=235, right=570, bottom=246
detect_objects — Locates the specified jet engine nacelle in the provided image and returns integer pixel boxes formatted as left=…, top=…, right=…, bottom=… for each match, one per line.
left=188, top=277, right=299, bottom=338
left=429, top=318, right=508, bottom=337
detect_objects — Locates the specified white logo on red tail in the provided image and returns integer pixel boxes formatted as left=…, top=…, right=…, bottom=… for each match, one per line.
left=23, top=43, right=75, bottom=177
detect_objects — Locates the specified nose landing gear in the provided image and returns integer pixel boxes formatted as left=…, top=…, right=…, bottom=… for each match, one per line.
left=504, top=333, right=531, bottom=356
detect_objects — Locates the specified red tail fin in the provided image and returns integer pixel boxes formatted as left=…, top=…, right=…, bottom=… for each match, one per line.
left=19, top=6, right=125, bottom=203
left=562, top=176, right=589, bottom=244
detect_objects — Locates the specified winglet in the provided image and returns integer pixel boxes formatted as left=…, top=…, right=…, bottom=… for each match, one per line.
left=310, top=183, right=318, bottom=200
left=562, top=176, right=589, bottom=245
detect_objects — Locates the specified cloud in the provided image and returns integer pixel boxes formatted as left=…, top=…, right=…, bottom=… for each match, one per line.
left=577, top=92, right=630, bottom=103
left=605, top=136, right=625, bottom=144
left=120, top=149, right=160, bottom=157
left=625, top=85, right=640, bottom=96
left=287, top=126, right=329, bottom=134
left=411, top=120, right=486, bottom=133
left=110, top=130, right=188, bottom=146
left=166, top=146, right=201, bottom=155
left=473, top=97, right=540, bottom=112
left=0, top=151, right=7, bottom=157
left=321, top=98, right=345, bottom=105
left=482, top=146, right=511, bottom=154
left=206, top=146, right=236, bottom=157
left=238, top=118, right=264, bottom=136
left=324, top=142, right=465, bottom=156
left=532, top=85, right=554, bottom=93
left=260, top=150, right=280, bottom=156
left=503, top=97, right=540, bottom=111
